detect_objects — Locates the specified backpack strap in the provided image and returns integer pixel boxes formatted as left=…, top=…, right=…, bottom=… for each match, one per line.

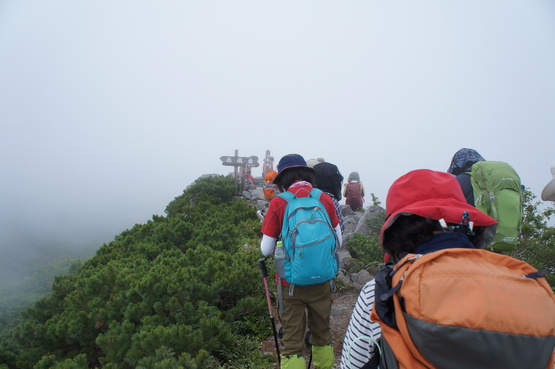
left=489, top=191, right=498, bottom=220
left=278, top=187, right=323, bottom=202
left=371, top=253, right=434, bottom=369
left=278, top=190, right=295, bottom=203
left=310, top=187, right=323, bottom=201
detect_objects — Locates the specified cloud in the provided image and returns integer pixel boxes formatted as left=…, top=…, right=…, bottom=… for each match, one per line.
left=1, top=1, right=554, bottom=279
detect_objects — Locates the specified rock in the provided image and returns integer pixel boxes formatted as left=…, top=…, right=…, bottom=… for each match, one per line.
left=255, top=200, right=269, bottom=213
left=342, top=206, right=365, bottom=245
left=250, top=187, right=265, bottom=201
left=353, top=205, right=386, bottom=237
left=340, top=203, right=355, bottom=217
left=337, top=248, right=353, bottom=270
left=350, top=269, right=372, bottom=286
left=335, top=269, right=350, bottom=285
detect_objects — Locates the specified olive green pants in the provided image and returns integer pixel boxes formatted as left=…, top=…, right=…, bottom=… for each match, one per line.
left=279, top=282, right=332, bottom=356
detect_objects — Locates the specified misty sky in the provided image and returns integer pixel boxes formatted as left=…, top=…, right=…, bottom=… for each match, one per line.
left=2, top=1, right=555, bottom=268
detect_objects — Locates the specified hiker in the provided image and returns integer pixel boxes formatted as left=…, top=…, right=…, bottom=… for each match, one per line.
left=447, top=147, right=486, bottom=205
left=541, top=161, right=555, bottom=201
left=338, top=277, right=381, bottom=369
left=312, top=160, right=344, bottom=201
left=260, top=154, right=342, bottom=369
left=343, top=172, right=365, bottom=211
left=448, top=148, right=523, bottom=252
left=312, top=159, right=346, bottom=235
left=342, top=169, right=555, bottom=369
left=264, top=169, right=279, bottom=202
left=245, top=166, right=256, bottom=185
left=340, top=169, right=498, bottom=369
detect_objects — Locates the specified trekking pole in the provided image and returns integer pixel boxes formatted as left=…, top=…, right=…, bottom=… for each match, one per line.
left=259, top=257, right=281, bottom=366
left=305, top=331, right=313, bottom=368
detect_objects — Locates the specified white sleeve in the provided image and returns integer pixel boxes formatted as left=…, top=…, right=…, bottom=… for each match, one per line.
left=339, top=279, right=382, bottom=369
left=335, top=224, right=342, bottom=246
left=260, top=234, right=276, bottom=257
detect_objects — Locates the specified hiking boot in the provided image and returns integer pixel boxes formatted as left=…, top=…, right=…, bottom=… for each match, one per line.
left=280, top=354, right=306, bottom=369
left=312, top=344, right=334, bottom=369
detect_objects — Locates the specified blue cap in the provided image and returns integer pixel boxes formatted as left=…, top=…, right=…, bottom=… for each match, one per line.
left=274, top=154, right=316, bottom=184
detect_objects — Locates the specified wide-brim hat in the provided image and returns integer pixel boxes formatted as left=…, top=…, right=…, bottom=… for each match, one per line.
left=542, top=179, right=555, bottom=201
left=541, top=163, right=555, bottom=201
left=380, top=169, right=497, bottom=246
left=273, top=154, right=316, bottom=185
left=306, top=158, right=320, bottom=168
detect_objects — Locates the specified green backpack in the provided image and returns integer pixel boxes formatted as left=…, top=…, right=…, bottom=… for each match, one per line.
left=470, top=161, right=523, bottom=252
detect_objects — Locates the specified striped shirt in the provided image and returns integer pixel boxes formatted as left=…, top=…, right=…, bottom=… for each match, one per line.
left=339, top=279, right=382, bottom=369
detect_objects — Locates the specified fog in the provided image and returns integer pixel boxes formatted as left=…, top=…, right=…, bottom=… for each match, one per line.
left=1, top=1, right=555, bottom=285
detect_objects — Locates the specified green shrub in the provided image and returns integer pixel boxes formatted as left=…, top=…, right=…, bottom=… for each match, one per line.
left=346, top=233, right=383, bottom=275
left=0, top=175, right=269, bottom=369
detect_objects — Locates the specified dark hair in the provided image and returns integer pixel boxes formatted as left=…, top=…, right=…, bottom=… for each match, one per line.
left=383, top=214, right=494, bottom=262
left=275, top=168, right=316, bottom=192
left=383, top=215, right=439, bottom=261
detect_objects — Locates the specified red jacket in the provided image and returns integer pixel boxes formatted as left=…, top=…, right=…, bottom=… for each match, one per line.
left=261, top=184, right=339, bottom=238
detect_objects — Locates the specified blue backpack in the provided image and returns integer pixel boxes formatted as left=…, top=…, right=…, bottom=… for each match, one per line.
left=275, top=188, right=339, bottom=290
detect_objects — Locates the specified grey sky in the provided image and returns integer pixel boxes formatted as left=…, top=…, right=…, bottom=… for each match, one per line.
left=1, top=1, right=555, bottom=256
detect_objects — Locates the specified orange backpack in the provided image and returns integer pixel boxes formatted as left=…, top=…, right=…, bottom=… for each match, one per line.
left=264, top=170, right=278, bottom=201
left=371, top=248, right=555, bottom=369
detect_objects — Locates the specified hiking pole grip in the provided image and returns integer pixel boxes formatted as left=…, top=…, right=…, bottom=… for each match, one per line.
left=258, top=257, right=268, bottom=278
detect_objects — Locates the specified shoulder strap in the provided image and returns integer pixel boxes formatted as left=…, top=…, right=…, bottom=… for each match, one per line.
left=278, top=188, right=323, bottom=202
left=371, top=253, right=435, bottom=369
left=310, top=187, right=323, bottom=201
left=278, top=191, right=294, bottom=203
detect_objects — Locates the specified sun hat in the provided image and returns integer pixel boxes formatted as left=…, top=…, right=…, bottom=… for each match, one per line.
left=541, top=161, right=555, bottom=201
left=306, top=158, right=320, bottom=168
left=348, top=172, right=360, bottom=181
left=273, top=154, right=316, bottom=185
left=380, top=169, right=497, bottom=246
left=265, top=170, right=278, bottom=183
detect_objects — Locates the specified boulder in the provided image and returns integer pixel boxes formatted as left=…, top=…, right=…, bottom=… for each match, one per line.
left=353, top=205, right=386, bottom=237
left=350, top=269, right=372, bottom=286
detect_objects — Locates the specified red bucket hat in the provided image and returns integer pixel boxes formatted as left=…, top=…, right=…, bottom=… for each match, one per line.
left=380, top=169, right=497, bottom=246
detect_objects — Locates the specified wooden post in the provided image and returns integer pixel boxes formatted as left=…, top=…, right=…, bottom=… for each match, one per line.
left=262, top=150, right=274, bottom=179
left=220, top=150, right=259, bottom=195
left=234, top=149, right=239, bottom=191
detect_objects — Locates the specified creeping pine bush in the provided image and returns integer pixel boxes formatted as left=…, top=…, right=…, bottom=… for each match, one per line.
left=345, top=233, right=383, bottom=275
left=0, top=175, right=272, bottom=369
